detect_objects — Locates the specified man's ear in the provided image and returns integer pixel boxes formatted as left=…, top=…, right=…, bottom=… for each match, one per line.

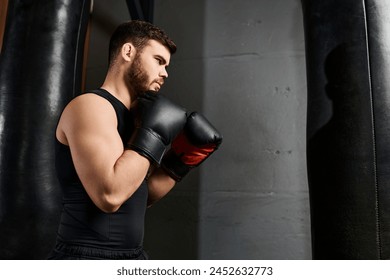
left=121, top=43, right=135, bottom=62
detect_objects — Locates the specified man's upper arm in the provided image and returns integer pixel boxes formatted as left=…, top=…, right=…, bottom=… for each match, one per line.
left=59, top=94, right=124, bottom=204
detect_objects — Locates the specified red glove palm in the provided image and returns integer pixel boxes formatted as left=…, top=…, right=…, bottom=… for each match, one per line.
left=162, top=112, right=222, bottom=181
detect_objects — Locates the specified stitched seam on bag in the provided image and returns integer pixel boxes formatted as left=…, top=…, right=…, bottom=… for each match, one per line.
left=362, top=0, right=382, bottom=260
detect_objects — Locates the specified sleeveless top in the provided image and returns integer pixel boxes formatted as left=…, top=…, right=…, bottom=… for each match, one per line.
left=54, top=88, right=148, bottom=249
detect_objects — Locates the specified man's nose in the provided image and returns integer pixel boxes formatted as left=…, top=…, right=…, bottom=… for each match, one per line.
left=160, top=68, right=168, bottom=78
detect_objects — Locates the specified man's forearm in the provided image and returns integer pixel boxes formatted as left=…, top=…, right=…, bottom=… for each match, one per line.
left=147, top=167, right=176, bottom=207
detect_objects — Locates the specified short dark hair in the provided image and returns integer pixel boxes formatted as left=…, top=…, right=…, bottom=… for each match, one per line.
left=108, top=20, right=177, bottom=66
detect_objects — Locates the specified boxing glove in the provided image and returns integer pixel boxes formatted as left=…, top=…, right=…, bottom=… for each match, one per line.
left=127, top=92, right=187, bottom=165
left=162, top=112, right=223, bottom=181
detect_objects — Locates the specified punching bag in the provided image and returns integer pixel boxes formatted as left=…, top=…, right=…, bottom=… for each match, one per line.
left=302, top=0, right=390, bottom=259
left=0, top=0, right=91, bottom=259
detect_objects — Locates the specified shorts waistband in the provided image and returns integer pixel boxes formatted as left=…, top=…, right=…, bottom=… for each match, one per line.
left=52, top=240, right=148, bottom=260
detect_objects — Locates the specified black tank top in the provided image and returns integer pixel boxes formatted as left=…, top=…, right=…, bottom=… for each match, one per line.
left=55, top=88, right=148, bottom=249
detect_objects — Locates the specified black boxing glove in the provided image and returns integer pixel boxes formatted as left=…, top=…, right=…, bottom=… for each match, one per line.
left=162, top=112, right=223, bottom=181
left=127, top=92, right=187, bottom=165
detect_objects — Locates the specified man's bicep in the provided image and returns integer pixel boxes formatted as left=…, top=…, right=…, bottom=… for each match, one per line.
left=63, top=98, right=124, bottom=190
left=70, top=129, right=122, bottom=180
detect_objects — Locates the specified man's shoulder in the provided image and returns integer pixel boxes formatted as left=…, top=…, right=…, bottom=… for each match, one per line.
left=66, top=92, right=114, bottom=113
left=60, top=93, right=118, bottom=129
left=59, top=92, right=118, bottom=134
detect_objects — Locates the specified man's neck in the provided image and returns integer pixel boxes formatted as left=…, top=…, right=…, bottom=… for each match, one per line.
left=101, top=71, right=134, bottom=110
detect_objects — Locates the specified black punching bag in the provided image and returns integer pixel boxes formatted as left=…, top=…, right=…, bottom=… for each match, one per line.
left=302, top=0, right=390, bottom=259
left=0, top=0, right=91, bottom=259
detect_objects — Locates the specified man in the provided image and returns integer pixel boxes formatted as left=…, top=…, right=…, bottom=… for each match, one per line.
left=48, top=20, right=222, bottom=260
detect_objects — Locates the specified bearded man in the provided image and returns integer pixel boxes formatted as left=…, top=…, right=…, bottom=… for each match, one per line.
left=48, top=20, right=221, bottom=260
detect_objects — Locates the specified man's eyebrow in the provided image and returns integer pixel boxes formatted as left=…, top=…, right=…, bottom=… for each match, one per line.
left=155, top=55, right=168, bottom=65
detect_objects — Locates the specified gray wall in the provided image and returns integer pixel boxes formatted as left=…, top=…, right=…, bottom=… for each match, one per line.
left=86, top=0, right=310, bottom=259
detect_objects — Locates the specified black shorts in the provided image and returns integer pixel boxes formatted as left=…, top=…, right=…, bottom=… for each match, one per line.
left=47, top=241, right=148, bottom=260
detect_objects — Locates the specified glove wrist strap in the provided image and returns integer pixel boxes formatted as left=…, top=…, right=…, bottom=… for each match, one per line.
left=127, top=128, right=166, bottom=165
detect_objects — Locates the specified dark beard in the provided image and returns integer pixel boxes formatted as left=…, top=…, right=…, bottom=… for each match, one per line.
left=126, top=54, right=149, bottom=95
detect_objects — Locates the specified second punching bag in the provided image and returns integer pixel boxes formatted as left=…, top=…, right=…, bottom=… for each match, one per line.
left=302, top=0, right=390, bottom=259
left=0, top=0, right=91, bottom=259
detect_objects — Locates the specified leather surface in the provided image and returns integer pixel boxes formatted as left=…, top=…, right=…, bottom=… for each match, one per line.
left=363, top=0, right=390, bottom=259
left=0, top=0, right=91, bottom=259
left=129, top=92, right=187, bottom=164
left=161, top=112, right=223, bottom=181
left=302, top=0, right=390, bottom=259
left=184, top=112, right=223, bottom=146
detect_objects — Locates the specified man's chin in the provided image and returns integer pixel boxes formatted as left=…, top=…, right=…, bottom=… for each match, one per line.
left=147, top=86, right=160, bottom=93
